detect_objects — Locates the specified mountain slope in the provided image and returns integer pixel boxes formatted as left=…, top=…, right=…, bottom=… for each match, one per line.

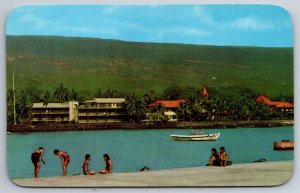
left=6, top=35, right=293, bottom=98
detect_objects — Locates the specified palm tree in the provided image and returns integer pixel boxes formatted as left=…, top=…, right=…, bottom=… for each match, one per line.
left=69, top=89, right=83, bottom=102
left=146, top=112, right=168, bottom=123
left=191, top=103, right=208, bottom=121
left=124, top=94, right=146, bottom=122
left=163, top=83, right=183, bottom=100
left=143, top=90, right=157, bottom=104
left=102, top=88, right=117, bottom=98
left=94, top=88, right=102, bottom=98
left=16, top=90, right=32, bottom=124
left=177, top=102, right=192, bottom=121
left=53, top=83, right=69, bottom=102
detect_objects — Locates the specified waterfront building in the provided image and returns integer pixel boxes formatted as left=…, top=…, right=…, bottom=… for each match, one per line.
left=256, top=95, right=294, bottom=113
left=31, top=101, right=78, bottom=124
left=78, top=98, right=128, bottom=123
left=146, top=99, right=187, bottom=121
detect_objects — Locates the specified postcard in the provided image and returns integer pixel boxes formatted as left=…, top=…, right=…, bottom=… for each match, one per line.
left=6, top=4, right=293, bottom=187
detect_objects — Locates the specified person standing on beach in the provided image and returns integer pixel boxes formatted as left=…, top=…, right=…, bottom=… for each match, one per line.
left=31, top=147, right=45, bottom=178
left=82, top=154, right=96, bottom=175
left=99, top=154, right=112, bottom=174
left=54, top=149, right=70, bottom=176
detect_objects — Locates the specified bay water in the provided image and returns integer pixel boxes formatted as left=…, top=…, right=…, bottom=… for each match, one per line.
left=7, top=127, right=293, bottom=179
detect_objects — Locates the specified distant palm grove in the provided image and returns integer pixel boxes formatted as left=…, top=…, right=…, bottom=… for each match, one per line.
left=6, top=83, right=293, bottom=124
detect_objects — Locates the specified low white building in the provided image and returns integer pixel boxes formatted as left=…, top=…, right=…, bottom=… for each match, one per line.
left=78, top=98, right=128, bottom=123
left=164, top=110, right=178, bottom=121
left=31, top=101, right=78, bottom=124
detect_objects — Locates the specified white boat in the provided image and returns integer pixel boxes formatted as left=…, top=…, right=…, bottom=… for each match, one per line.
left=170, top=132, right=220, bottom=141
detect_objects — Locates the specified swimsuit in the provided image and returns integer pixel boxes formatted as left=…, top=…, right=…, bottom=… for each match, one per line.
left=31, top=151, right=41, bottom=164
left=61, top=152, right=70, bottom=164
left=82, top=161, right=89, bottom=175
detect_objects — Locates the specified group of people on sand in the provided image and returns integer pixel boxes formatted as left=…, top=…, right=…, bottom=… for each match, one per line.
left=208, top=146, right=229, bottom=167
left=31, top=146, right=229, bottom=178
left=31, top=147, right=112, bottom=178
left=82, top=153, right=112, bottom=176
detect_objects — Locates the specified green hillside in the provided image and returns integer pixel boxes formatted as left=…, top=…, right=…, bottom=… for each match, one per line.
left=6, top=35, right=293, bottom=98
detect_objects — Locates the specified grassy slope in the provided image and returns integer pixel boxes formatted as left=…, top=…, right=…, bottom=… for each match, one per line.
left=6, top=35, right=293, bottom=98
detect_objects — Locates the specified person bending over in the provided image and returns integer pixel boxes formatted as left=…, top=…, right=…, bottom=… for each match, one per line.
left=54, top=149, right=70, bottom=176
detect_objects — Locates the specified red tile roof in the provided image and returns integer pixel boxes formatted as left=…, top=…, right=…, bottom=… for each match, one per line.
left=147, top=99, right=187, bottom=108
left=256, top=95, right=293, bottom=108
left=202, top=87, right=208, bottom=97
left=272, top=102, right=294, bottom=108
left=256, top=95, right=273, bottom=105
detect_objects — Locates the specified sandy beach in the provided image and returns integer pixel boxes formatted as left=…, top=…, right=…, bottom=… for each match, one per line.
left=12, top=160, right=293, bottom=187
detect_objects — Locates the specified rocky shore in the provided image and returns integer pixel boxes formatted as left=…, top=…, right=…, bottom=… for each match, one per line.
left=7, top=120, right=293, bottom=132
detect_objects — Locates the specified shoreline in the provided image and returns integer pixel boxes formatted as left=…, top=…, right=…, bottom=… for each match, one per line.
left=12, top=160, right=293, bottom=187
left=7, top=120, right=294, bottom=132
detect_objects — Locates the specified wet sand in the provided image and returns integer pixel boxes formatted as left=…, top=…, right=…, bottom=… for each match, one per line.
left=12, top=160, right=293, bottom=187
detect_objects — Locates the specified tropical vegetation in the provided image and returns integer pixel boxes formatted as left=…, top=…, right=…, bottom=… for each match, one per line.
left=6, top=83, right=293, bottom=124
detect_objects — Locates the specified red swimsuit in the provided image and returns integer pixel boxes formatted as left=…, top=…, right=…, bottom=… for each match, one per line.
left=61, top=152, right=70, bottom=164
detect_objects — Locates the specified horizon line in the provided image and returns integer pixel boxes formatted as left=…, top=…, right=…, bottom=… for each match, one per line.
left=6, top=34, right=294, bottom=49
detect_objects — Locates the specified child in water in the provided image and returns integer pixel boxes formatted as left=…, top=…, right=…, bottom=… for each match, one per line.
left=31, top=147, right=45, bottom=178
left=54, top=149, right=70, bottom=176
left=99, top=154, right=112, bottom=174
left=82, top=154, right=96, bottom=175
left=219, top=146, right=229, bottom=167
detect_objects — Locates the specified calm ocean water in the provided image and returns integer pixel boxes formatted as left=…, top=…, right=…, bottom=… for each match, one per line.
left=7, top=127, right=293, bottom=179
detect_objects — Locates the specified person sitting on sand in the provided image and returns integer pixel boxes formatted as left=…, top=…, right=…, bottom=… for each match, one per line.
left=31, top=147, right=45, bottom=178
left=82, top=154, right=96, bottom=175
left=219, top=146, right=229, bottom=167
left=54, top=149, right=70, bottom=176
left=208, top=148, right=220, bottom=166
left=99, top=154, right=112, bottom=174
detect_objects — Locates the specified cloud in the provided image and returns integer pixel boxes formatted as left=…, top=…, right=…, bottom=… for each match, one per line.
left=193, top=6, right=215, bottom=27
left=16, top=12, right=120, bottom=37
left=193, top=6, right=275, bottom=32
left=19, top=13, right=49, bottom=30
left=227, top=16, right=275, bottom=31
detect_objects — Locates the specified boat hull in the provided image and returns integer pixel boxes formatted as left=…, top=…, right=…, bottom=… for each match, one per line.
left=274, top=141, right=294, bottom=150
left=170, top=133, right=220, bottom=141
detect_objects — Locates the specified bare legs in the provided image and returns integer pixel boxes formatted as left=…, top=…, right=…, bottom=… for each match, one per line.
left=62, top=163, right=68, bottom=176
left=34, top=162, right=40, bottom=178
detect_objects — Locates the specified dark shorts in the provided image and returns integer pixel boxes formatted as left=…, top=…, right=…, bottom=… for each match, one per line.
left=31, top=152, right=40, bottom=164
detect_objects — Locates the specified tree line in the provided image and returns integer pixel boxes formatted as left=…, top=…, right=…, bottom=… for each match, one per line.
left=7, top=83, right=293, bottom=124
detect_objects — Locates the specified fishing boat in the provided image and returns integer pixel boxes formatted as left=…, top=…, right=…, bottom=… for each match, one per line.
left=170, top=130, right=220, bottom=141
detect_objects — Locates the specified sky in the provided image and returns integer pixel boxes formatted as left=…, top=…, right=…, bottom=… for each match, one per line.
left=6, top=4, right=293, bottom=47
